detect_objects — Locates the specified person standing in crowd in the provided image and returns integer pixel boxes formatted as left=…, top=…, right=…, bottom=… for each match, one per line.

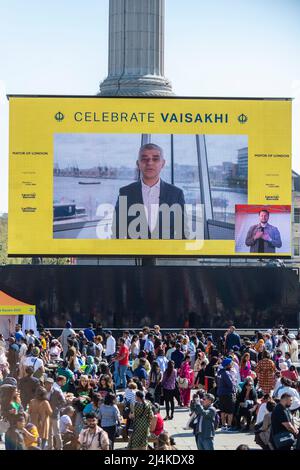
left=144, top=333, right=155, bottom=357
left=14, top=325, right=25, bottom=345
left=288, top=334, right=299, bottom=363
left=271, top=393, right=298, bottom=450
left=105, top=331, right=116, bottom=363
left=255, top=351, right=276, bottom=395
left=166, top=341, right=176, bottom=361
left=278, top=335, right=291, bottom=356
left=28, top=386, right=52, bottom=449
left=113, top=338, right=129, bottom=390
left=239, top=353, right=252, bottom=381
left=191, top=392, right=217, bottom=450
left=47, top=375, right=67, bottom=450
left=217, top=357, right=236, bottom=432
left=127, top=391, right=154, bottom=450
left=178, top=355, right=194, bottom=407
left=98, top=392, right=121, bottom=450
left=129, top=334, right=140, bottom=360
left=78, top=412, right=110, bottom=450
left=84, top=323, right=95, bottom=343
left=204, top=357, right=219, bottom=394
left=161, top=360, right=177, bottom=420
left=225, top=326, right=241, bottom=353
left=171, top=343, right=185, bottom=370
left=94, top=335, right=104, bottom=360
left=263, top=333, right=273, bottom=354
left=153, top=325, right=162, bottom=340
left=7, top=337, right=19, bottom=378
left=23, top=347, right=45, bottom=380
left=155, top=348, right=168, bottom=374
left=58, top=322, right=76, bottom=359
left=148, top=361, right=163, bottom=403
left=18, top=366, right=40, bottom=410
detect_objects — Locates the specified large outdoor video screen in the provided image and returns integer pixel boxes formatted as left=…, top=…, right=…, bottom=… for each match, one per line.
left=8, top=97, right=292, bottom=256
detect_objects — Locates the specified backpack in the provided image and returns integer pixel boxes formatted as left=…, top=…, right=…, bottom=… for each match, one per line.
left=32, top=358, right=44, bottom=379
left=33, top=336, right=41, bottom=348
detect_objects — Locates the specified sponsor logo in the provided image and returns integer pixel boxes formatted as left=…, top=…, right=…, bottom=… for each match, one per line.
left=22, top=193, right=36, bottom=199
left=21, top=207, right=37, bottom=212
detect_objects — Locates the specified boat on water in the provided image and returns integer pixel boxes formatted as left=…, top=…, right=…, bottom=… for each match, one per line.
left=53, top=203, right=87, bottom=221
left=78, top=181, right=101, bottom=185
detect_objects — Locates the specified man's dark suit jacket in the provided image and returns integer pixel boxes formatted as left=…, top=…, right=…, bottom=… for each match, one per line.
left=112, top=179, right=188, bottom=239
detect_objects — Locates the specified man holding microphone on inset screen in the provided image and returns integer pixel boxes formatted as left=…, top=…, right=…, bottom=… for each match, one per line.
left=245, top=209, right=282, bottom=253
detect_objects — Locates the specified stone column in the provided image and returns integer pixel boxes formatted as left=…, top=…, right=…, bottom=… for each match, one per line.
left=99, top=0, right=173, bottom=96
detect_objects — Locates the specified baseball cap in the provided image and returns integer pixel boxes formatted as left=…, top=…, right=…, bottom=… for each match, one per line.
left=32, top=347, right=40, bottom=356
left=222, top=357, right=233, bottom=368
left=44, top=377, right=54, bottom=384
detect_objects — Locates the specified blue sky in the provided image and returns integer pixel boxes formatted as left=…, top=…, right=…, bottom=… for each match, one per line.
left=0, top=0, right=300, bottom=212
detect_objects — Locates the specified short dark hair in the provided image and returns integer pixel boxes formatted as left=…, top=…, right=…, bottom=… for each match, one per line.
left=204, top=393, right=215, bottom=403
left=266, top=401, right=276, bottom=412
left=136, top=390, right=145, bottom=400
left=236, top=444, right=250, bottom=451
left=259, top=209, right=269, bottom=216
left=104, top=393, right=116, bottom=406
left=85, top=412, right=97, bottom=420
left=281, top=393, right=292, bottom=400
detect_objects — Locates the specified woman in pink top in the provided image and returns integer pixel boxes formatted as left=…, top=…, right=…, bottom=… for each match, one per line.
left=240, top=353, right=252, bottom=381
left=178, top=356, right=194, bottom=407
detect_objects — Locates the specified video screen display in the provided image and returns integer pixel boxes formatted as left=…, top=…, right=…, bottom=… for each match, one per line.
left=8, top=96, right=291, bottom=256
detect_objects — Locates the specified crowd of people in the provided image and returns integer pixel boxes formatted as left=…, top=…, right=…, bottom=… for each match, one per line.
left=0, top=322, right=300, bottom=451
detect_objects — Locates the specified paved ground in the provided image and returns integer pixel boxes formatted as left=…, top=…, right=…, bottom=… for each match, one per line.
left=157, top=405, right=260, bottom=450
left=0, top=397, right=260, bottom=451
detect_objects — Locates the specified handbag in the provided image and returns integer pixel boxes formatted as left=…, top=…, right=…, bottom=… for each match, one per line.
left=178, top=377, right=189, bottom=389
left=272, top=431, right=295, bottom=449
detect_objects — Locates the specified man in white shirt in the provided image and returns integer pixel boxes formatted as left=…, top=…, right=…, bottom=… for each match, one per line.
left=105, top=331, right=116, bottom=362
left=23, top=347, right=44, bottom=378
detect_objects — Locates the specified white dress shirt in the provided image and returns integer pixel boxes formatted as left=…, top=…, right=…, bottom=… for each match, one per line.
left=105, top=335, right=116, bottom=356
left=141, top=179, right=160, bottom=232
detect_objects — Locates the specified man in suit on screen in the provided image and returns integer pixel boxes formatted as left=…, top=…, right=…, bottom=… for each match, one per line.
left=112, top=143, right=189, bottom=239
